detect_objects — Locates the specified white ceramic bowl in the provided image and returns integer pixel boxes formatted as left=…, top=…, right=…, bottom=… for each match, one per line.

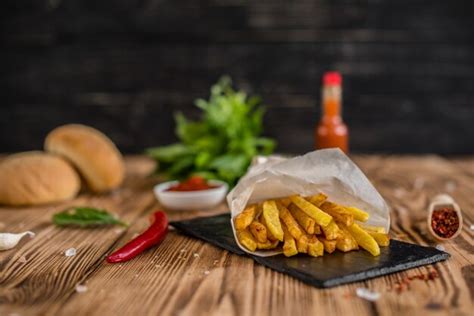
left=153, top=180, right=228, bottom=211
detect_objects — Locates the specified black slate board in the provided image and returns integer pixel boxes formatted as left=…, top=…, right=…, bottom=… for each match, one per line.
left=171, top=214, right=450, bottom=288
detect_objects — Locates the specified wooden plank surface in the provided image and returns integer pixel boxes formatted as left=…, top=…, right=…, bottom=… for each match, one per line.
left=0, top=155, right=473, bottom=316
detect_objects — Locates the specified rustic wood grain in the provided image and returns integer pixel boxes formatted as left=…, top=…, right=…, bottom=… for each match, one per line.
left=0, top=155, right=473, bottom=316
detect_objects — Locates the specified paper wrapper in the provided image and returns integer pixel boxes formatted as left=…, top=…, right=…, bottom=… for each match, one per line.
left=227, top=149, right=390, bottom=256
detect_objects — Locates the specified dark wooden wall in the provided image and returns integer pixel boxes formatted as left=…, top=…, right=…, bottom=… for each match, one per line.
left=1, top=0, right=473, bottom=154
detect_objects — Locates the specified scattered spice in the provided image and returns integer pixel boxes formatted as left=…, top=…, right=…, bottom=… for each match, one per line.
left=390, top=269, right=439, bottom=293
left=431, top=207, right=459, bottom=239
left=166, top=176, right=218, bottom=192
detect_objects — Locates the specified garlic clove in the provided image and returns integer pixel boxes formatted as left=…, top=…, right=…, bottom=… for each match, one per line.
left=0, top=231, right=35, bottom=251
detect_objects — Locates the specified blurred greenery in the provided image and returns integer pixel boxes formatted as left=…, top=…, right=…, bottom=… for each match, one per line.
left=146, top=76, right=276, bottom=186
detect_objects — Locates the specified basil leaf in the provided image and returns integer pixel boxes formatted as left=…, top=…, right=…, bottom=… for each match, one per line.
left=53, top=207, right=127, bottom=228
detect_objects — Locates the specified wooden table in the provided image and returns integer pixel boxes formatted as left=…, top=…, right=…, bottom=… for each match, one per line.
left=1, top=155, right=472, bottom=316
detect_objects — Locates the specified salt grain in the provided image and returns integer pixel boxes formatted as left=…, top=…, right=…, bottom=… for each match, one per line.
left=445, top=181, right=457, bottom=192
left=204, top=270, right=210, bottom=275
left=168, top=226, right=176, bottom=231
left=356, top=288, right=380, bottom=301
left=75, top=284, right=88, bottom=293
left=193, top=253, right=200, bottom=258
left=470, top=224, right=474, bottom=231
left=435, top=245, right=445, bottom=251
left=65, top=248, right=77, bottom=257
left=180, top=249, right=186, bottom=253
left=18, top=255, right=27, bottom=263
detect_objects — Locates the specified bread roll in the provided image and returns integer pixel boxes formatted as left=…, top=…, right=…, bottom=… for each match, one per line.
left=45, top=124, right=125, bottom=193
left=0, top=152, right=80, bottom=206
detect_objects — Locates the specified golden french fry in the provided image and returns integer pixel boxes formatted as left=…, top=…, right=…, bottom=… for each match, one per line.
left=314, top=224, right=321, bottom=235
left=296, top=234, right=309, bottom=253
left=282, top=223, right=298, bottom=257
left=279, top=197, right=291, bottom=208
left=235, top=205, right=257, bottom=230
left=345, top=206, right=369, bottom=222
left=336, top=226, right=359, bottom=252
left=256, top=239, right=279, bottom=250
left=263, top=200, right=284, bottom=241
left=306, top=193, right=328, bottom=207
left=321, top=221, right=341, bottom=240
left=366, top=231, right=390, bottom=247
left=362, top=225, right=386, bottom=234
left=320, top=201, right=354, bottom=226
left=236, top=229, right=257, bottom=252
left=346, top=223, right=380, bottom=256
left=320, top=237, right=337, bottom=254
left=260, top=214, right=277, bottom=241
left=249, top=220, right=267, bottom=243
left=277, top=202, right=304, bottom=240
left=289, top=195, right=332, bottom=227
left=288, top=203, right=316, bottom=234
left=307, top=235, right=324, bottom=257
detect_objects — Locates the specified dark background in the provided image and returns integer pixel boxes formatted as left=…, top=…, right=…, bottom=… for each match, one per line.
left=1, top=0, right=473, bottom=155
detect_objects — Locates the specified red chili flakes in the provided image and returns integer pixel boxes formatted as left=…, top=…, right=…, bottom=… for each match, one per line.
left=431, top=207, right=459, bottom=238
left=389, top=269, right=439, bottom=294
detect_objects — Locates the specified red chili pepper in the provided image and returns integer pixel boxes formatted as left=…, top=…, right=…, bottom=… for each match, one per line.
left=106, top=211, right=168, bottom=263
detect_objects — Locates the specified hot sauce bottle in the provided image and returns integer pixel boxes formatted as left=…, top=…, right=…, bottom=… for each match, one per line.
left=315, top=71, right=349, bottom=153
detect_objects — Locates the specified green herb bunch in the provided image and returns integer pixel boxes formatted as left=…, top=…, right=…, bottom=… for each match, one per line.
left=146, top=76, right=276, bottom=186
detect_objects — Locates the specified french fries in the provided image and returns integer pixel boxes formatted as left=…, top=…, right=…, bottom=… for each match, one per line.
left=282, top=223, right=298, bottom=257
left=306, top=193, right=327, bottom=207
left=257, top=239, right=279, bottom=250
left=234, top=205, right=257, bottom=230
left=346, top=223, right=380, bottom=256
left=249, top=220, right=267, bottom=243
left=345, top=206, right=369, bottom=222
left=336, top=227, right=359, bottom=252
left=263, top=200, right=284, bottom=241
left=307, top=235, right=324, bottom=257
left=320, top=237, right=337, bottom=254
left=277, top=202, right=304, bottom=240
left=289, top=195, right=332, bottom=227
left=236, top=229, right=257, bottom=252
left=362, top=225, right=386, bottom=234
left=296, top=234, right=309, bottom=253
left=366, top=231, right=390, bottom=247
left=234, top=193, right=389, bottom=257
left=321, top=221, right=341, bottom=240
left=320, top=201, right=354, bottom=226
left=288, top=203, right=316, bottom=234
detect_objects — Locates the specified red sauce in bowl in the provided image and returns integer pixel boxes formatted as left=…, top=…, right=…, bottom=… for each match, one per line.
left=166, top=176, right=218, bottom=192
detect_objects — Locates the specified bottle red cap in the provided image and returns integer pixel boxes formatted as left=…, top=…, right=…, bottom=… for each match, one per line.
left=323, top=71, right=342, bottom=86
